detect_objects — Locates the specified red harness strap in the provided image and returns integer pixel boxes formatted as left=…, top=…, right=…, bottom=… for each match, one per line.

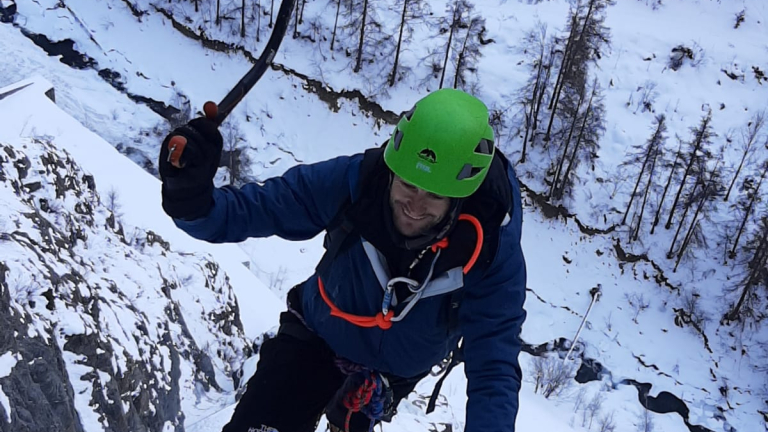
left=318, top=213, right=484, bottom=331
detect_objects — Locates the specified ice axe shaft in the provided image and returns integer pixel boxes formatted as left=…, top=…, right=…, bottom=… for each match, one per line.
left=167, top=0, right=296, bottom=168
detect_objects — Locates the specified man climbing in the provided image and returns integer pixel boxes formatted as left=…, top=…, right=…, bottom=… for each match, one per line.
left=159, top=88, right=527, bottom=432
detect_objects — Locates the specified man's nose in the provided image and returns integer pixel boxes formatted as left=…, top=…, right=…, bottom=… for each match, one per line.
left=408, top=192, right=428, bottom=213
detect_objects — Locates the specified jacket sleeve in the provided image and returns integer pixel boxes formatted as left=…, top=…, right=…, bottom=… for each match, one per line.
left=172, top=154, right=360, bottom=243
left=461, top=175, right=527, bottom=432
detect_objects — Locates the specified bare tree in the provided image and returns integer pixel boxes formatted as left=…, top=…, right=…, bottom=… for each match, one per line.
left=518, top=23, right=552, bottom=160
left=438, top=0, right=469, bottom=89
left=723, top=215, right=768, bottom=325
left=651, top=136, right=684, bottom=235
left=729, top=159, right=768, bottom=258
left=531, top=355, right=575, bottom=399
left=452, top=13, right=486, bottom=91
left=338, top=0, right=390, bottom=74
left=552, top=76, right=605, bottom=200
left=621, top=115, right=667, bottom=239
left=544, top=11, right=580, bottom=143
left=220, top=119, right=248, bottom=186
left=518, top=21, right=554, bottom=163
left=725, top=110, right=765, bottom=201
left=665, top=112, right=715, bottom=230
left=637, top=406, right=655, bottom=432
left=544, top=0, right=614, bottom=143
left=672, top=156, right=724, bottom=271
left=389, top=0, right=430, bottom=86
left=598, top=411, right=616, bottom=432
left=241, top=0, right=246, bottom=37
left=105, top=187, right=123, bottom=219
left=582, top=393, right=605, bottom=429
left=329, top=0, right=342, bottom=51
left=549, top=81, right=587, bottom=199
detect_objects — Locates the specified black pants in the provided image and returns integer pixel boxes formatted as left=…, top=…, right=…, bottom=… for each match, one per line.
left=221, top=310, right=424, bottom=432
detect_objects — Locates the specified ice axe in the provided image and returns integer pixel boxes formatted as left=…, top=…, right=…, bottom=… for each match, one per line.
left=167, top=0, right=297, bottom=168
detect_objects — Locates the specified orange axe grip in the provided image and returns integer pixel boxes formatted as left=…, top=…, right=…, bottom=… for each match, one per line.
left=167, top=136, right=188, bottom=168
left=166, top=102, right=219, bottom=169
left=203, top=101, right=219, bottom=120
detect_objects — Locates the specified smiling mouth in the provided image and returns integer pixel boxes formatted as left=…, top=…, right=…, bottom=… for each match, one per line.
left=402, top=206, right=427, bottom=221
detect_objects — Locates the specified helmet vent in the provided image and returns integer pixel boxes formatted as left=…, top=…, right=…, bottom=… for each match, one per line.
left=404, top=108, right=416, bottom=121
left=474, top=139, right=493, bottom=155
left=393, top=130, right=405, bottom=150
left=457, top=164, right=485, bottom=180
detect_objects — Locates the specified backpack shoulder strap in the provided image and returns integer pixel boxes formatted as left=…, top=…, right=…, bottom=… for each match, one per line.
left=427, top=338, right=464, bottom=414
left=315, top=147, right=384, bottom=275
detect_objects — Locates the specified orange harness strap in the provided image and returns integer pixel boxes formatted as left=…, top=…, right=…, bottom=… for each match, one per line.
left=318, top=278, right=395, bottom=330
left=318, top=213, right=484, bottom=330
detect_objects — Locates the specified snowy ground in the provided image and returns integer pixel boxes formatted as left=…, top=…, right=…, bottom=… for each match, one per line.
left=2, top=0, right=767, bottom=431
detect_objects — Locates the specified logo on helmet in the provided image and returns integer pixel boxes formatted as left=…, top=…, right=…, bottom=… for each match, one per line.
left=418, top=148, right=437, bottom=164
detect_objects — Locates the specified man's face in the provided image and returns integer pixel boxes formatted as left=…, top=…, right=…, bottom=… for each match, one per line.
left=389, top=175, right=451, bottom=237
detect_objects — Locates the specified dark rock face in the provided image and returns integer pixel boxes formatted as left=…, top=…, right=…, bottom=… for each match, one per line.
left=0, top=139, right=252, bottom=432
left=0, top=262, right=85, bottom=432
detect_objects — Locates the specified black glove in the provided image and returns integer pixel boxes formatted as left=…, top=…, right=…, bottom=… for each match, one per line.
left=159, top=117, right=223, bottom=220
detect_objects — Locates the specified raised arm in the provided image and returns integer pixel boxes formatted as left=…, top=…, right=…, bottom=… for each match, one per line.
left=173, top=154, right=361, bottom=243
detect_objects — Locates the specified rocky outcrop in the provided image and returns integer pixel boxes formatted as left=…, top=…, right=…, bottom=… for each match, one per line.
left=0, top=138, right=251, bottom=431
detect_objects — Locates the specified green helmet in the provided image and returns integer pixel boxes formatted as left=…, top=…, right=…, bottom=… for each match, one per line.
left=384, top=88, right=495, bottom=198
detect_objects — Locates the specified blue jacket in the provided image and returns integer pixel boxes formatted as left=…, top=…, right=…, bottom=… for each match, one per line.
left=174, top=152, right=527, bottom=432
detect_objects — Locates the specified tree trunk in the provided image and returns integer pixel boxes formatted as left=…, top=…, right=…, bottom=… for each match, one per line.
left=389, top=0, right=409, bottom=87
left=725, top=150, right=749, bottom=202
left=354, top=0, right=369, bottom=73
left=557, top=82, right=596, bottom=200
left=270, top=0, right=274, bottom=27
left=674, top=160, right=722, bottom=270
left=548, top=14, right=578, bottom=111
left=730, top=163, right=768, bottom=257
left=624, top=118, right=665, bottom=225
left=216, top=0, right=221, bottom=26
left=241, top=0, right=246, bottom=38
left=453, top=23, right=473, bottom=89
left=728, top=113, right=766, bottom=201
left=330, top=0, right=341, bottom=51
left=293, top=0, right=300, bottom=37
left=725, top=227, right=768, bottom=321
left=194, top=0, right=199, bottom=13
left=668, top=181, right=700, bottom=258
left=544, top=15, right=579, bottom=144
left=533, top=45, right=555, bottom=135
left=665, top=115, right=711, bottom=229
left=439, top=6, right=459, bottom=90
left=549, top=87, right=586, bottom=199
left=299, top=0, right=306, bottom=24
left=256, top=0, right=261, bottom=42
left=651, top=138, right=684, bottom=234
left=632, top=144, right=659, bottom=242
left=623, top=140, right=655, bottom=225
left=523, top=53, right=545, bottom=151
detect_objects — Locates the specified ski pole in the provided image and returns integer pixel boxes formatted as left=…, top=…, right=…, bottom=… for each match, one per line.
left=564, top=284, right=602, bottom=364
left=167, top=0, right=297, bottom=168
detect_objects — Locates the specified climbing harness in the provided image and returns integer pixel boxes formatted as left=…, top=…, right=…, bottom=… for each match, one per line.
left=318, top=214, right=483, bottom=331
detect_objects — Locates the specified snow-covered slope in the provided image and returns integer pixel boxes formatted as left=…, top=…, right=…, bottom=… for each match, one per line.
left=1, top=0, right=767, bottom=431
left=0, top=77, right=282, bottom=431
